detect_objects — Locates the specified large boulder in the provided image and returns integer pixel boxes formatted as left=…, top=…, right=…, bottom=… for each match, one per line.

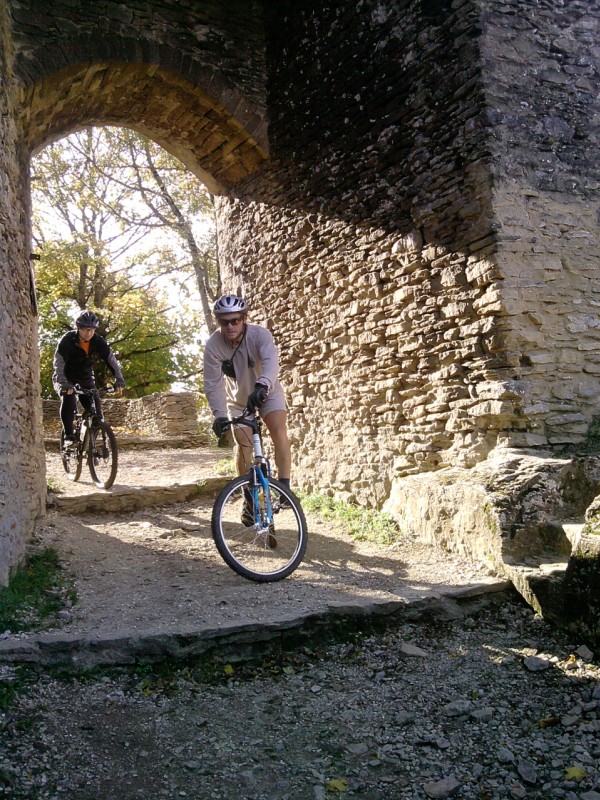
left=560, top=504, right=600, bottom=645
left=384, top=449, right=600, bottom=650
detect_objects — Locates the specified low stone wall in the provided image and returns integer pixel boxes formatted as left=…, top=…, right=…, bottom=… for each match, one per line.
left=43, top=392, right=199, bottom=438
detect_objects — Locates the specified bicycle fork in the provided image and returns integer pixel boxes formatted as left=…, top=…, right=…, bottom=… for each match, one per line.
left=249, top=464, right=273, bottom=527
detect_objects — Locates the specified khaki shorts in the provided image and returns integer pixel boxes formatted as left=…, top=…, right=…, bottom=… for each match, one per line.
left=228, top=394, right=287, bottom=420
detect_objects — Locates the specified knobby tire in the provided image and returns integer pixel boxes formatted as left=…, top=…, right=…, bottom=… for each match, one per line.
left=88, top=421, right=118, bottom=490
left=60, top=431, right=82, bottom=482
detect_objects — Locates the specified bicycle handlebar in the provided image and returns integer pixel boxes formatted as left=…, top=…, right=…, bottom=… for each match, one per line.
left=222, top=408, right=258, bottom=433
left=62, top=384, right=116, bottom=396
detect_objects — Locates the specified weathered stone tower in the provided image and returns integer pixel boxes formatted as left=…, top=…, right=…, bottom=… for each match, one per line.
left=1, top=1, right=599, bottom=604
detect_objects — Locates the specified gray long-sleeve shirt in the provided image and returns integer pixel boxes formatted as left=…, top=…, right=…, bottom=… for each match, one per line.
left=203, top=323, right=286, bottom=418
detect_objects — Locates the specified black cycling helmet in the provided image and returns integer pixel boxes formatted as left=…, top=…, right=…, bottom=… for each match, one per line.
left=213, top=295, right=247, bottom=315
left=75, top=310, right=100, bottom=329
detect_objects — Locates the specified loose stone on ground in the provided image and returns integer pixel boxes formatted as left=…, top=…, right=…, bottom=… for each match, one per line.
left=1, top=446, right=598, bottom=798
left=0, top=597, right=598, bottom=799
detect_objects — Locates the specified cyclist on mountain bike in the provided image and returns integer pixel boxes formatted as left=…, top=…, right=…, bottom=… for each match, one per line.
left=203, top=294, right=292, bottom=517
left=52, top=310, right=125, bottom=446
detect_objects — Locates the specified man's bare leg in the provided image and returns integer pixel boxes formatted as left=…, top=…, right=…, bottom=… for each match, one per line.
left=263, top=409, right=292, bottom=482
left=233, top=426, right=253, bottom=476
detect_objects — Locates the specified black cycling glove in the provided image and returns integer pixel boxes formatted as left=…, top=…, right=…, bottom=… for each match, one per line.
left=247, top=383, right=268, bottom=412
left=212, top=417, right=229, bottom=438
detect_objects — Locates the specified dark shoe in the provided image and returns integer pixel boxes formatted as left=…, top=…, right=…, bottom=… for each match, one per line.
left=241, top=499, right=255, bottom=527
left=268, top=528, right=277, bottom=549
left=274, top=495, right=292, bottom=513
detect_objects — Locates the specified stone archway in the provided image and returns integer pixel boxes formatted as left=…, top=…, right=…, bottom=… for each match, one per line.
left=2, top=0, right=600, bottom=595
left=23, top=62, right=267, bottom=194
left=0, top=1, right=272, bottom=581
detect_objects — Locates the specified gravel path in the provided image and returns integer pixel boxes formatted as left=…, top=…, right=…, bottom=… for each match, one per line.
left=1, top=446, right=597, bottom=799
left=2, top=446, right=505, bottom=660
left=1, top=595, right=599, bottom=800
left=45, top=446, right=227, bottom=496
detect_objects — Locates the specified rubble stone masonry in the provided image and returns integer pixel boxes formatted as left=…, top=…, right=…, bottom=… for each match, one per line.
left=215, top=0, right=600, bottom=503
left=0, top=0, right=599, bottom=579
left=43, top=392, right=199, bottom=438
left=0, top=2, right=45, bottom=583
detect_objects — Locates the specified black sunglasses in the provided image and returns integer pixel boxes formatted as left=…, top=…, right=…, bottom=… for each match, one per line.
left=219, top=317, right=244, bottom=327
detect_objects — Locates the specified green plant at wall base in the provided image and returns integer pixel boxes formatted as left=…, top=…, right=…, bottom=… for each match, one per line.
left=299, top=492, right=400, bottom=545
left=214, top=457, right=236, bottom=477
left=0, top=548, right=74, bottom=633
left=46, top=477, right=63, bottom=494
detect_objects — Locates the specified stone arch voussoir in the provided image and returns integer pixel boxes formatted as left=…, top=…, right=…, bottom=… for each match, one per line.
left=20, top=61, right=268, bottom=193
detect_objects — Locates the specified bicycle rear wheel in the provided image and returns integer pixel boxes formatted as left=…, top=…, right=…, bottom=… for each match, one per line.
left=88, top=421, right=118, bottom=489
left=211, top=475, right=308, bottom=582
left=60, top=431, right=82, bottom=482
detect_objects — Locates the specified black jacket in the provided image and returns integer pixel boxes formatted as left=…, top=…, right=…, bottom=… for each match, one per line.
left=52, top=331, right=125, bottom=392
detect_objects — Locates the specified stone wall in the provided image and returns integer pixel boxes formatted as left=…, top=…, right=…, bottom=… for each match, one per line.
left=42, top=392, right=199, bottom=438
left=14, top=0, right=269, bottom=192
left=214, top=0, right=600, bottom=505
left=482, top=0, right=600, bottom=449
left=1, top=0, right=600, bottom=583
left=216, top=0, right=502, bottom=503
left=0, top=2, right=46, bottom=584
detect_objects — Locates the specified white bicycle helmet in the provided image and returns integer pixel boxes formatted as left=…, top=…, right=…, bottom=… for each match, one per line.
left=213, top=295, right=247, bottom=315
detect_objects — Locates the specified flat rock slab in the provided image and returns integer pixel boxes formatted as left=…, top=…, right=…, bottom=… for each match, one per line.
left=1, top=447, right=511, bottom=667
left=51, top=478, right=230, bottom=514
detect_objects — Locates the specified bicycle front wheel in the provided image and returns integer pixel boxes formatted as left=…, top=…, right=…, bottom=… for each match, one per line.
left=211, top=475, right=308, bottom=582
left=60, top=432, right=82, bottom=482
left=88, top=421, right=118, bottom=490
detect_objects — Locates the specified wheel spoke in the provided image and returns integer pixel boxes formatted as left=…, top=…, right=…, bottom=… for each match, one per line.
left=211, top=476, right=307, bottom=582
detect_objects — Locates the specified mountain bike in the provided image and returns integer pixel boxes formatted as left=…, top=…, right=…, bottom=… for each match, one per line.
left=211, top=410, right=308, bottom=582
left=60, top=386, right=119, bottom=490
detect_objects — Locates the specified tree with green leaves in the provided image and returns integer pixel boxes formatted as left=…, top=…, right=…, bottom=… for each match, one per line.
left=31, top=126, right=219, bottom=398
left=34, top=241, right=198, bottom=398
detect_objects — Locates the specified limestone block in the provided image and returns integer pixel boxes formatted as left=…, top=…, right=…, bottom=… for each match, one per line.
left=546, top=432, right=587, bottom=444
left=469, top=400, right=517, bottom=418
left=577, top=341, right=600, bottom=352
left=391, top=231, right=422, bottom=254
left=392, top=286, right=414, bottom=304
left=384, top=451, right=600, bottom=571
left=528, top=351, right=554, bottom=364
left=545, top=412, right=586, bottom=426
left=472, top=289, right=504, bottom=314
left=475, top=380, right=525, bottom=400
left=496, top=432, right=549, bottom=447
left=566, top=314, right=600, bottom=333
left=465, top=259, right=500, bottom=286
left=530, top=509, right=600, bottom=650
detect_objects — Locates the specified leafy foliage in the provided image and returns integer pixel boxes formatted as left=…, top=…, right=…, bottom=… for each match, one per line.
left=0, top=547, right=74, bottom=633
left=34, top=242, right=198, bottom=397
left=299, top=492, right=400, bottom=545
left=31, top=127, right=217, bottom=398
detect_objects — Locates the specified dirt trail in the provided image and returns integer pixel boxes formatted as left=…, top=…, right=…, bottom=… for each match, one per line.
left=0, top=444, right=507, bottom=667
left=45, top=445, right=228, bottom=496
